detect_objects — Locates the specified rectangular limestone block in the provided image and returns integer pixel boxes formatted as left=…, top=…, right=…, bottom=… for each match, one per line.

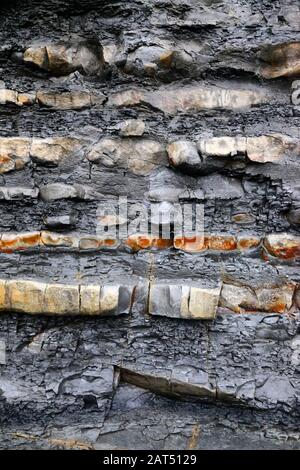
left=6, top=280, right=46, bottom=314
left=44, top=284, right=80, bottom=315
left=188, top=286, right=221, bottom=319
left=80, top=285, right=101, bottom=315
left=149, top=284, right=182, bottom=318
left=99, top=285, right=119, bottom=315
left=149, top=284, right=219, bottom=320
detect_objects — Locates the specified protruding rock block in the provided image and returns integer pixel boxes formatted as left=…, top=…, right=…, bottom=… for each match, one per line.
left=23, top=40, right=104, bottom=76
left=79, top=236, right=119, bottom=250
left=79, top=285, right=101, bottom=315
left=189, top=286, right=221, bottom=319
left=220, top=282, right=295, bottom=313
left=0, top=232, right=41, bottom=253
left=260, top=42, right=300, bottom=79
left=30, top=137, right=82, bottom=165
left=173, top=234, right=237, bottom=253
left=237, top=235, right=261, bottom=251
left=245, top=135, right=291, bottom=163
left=264, top=233, right=300, bottom=260
left=167, top=134, right=299, bottom=174
left=6, top=280, right=46, bottom=314
left=40, top=231, right=78, bottom=249
left=0, top=137, right=31, bottom=173
left=0, top=88, right=105, bottom=110
left=173, top=235, right=207, bottom=253
left=207, top=235, right=237, bottom=251
left=168, top=134, right=296, bottom=173
left=198, top=136, right=247, bottom=157
left=0, top=89, right=35, bottom=106
left=126, top=234, right=172, bottom=251
left=44, top=284, right=80, bottom=315
left=0, top=280, right=8, bottom=311
left=120, top=367, right=216, bottom=400
left=36, top=91, right=105, bottom=110
left=149, top=284, right=220, bottom=320
left=167, top=141, right=200, bottom=173
left=87, top=138, right=167, bottom=175
left=123, top=45, right=192, bottom=78
left=39, top=183, right=97, bottom=201
left=109, top=86, right=267, bottom=114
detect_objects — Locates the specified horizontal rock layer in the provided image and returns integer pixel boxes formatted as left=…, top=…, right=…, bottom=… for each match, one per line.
left=0, top=0, right=299, bottom=449
left=0, top=278, right=298, bottom=317
left=0, top=231, right=299, bottom=260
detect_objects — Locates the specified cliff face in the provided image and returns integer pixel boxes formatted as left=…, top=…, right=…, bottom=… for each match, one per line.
left=0, top=0, right=300, bottom=450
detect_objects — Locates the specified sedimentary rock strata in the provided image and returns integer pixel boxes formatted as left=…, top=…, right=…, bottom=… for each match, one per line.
left=0, top=0, right=300, bottom=451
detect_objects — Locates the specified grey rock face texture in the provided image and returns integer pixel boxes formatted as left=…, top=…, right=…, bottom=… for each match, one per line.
left=0, top=0, right=300, bottom=449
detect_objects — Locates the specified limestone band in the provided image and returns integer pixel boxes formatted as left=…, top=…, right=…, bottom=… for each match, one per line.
left=0, top=278, right=297, bottom=317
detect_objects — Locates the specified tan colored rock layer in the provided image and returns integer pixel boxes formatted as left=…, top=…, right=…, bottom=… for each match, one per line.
left=0, top=89, right=105, bottom=110
left=108, top=85, right=267, bottom=113
left=0, top=279, right=134, bottom=316
left=1, top=133, right=297, bottom=175
left=0, top=231, right=299, bottom=259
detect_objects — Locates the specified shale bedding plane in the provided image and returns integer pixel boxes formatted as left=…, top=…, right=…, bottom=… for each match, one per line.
left=0, top=0, right=299, bottom=450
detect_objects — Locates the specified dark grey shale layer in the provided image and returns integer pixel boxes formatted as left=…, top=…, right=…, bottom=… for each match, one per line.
left=0, top=0, right=300, bottom=450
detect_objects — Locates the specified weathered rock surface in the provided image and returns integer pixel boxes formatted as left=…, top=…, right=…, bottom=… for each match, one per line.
left=260, top=42, right=300, bottom=79
left=86, top=138, right=167, bottom=175
left=0, top=137, right=84, bottom=173
left=23, top=39, right=104, bottom=76
left=0, top=0, right=299, bottom=451
left=109, top=85, right=268, bottom=114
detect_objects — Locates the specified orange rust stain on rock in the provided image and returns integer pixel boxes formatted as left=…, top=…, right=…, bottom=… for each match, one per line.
left=0, top=233, right=41, bottom=253
left=20, top=233, right=41, bottom=245
left=103, top=238, right=117, bottom=246
left=237, top=237, right=261, bottom=250
left=173, top=236, right=208, bottom=252
left=0, top=154, right=11, bottom=164
left=264, top=237, right=300, bottom=260
left=267, top=301, right=286, bottom=313
left=207, top=235, right=237, bottom=251
left=153, top=238, right=172, bottom=249
left=126, top=235, right=171, bottom=251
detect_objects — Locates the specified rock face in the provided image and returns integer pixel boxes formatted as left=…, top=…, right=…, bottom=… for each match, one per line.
left=0, top=0, right=300, bottom=451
